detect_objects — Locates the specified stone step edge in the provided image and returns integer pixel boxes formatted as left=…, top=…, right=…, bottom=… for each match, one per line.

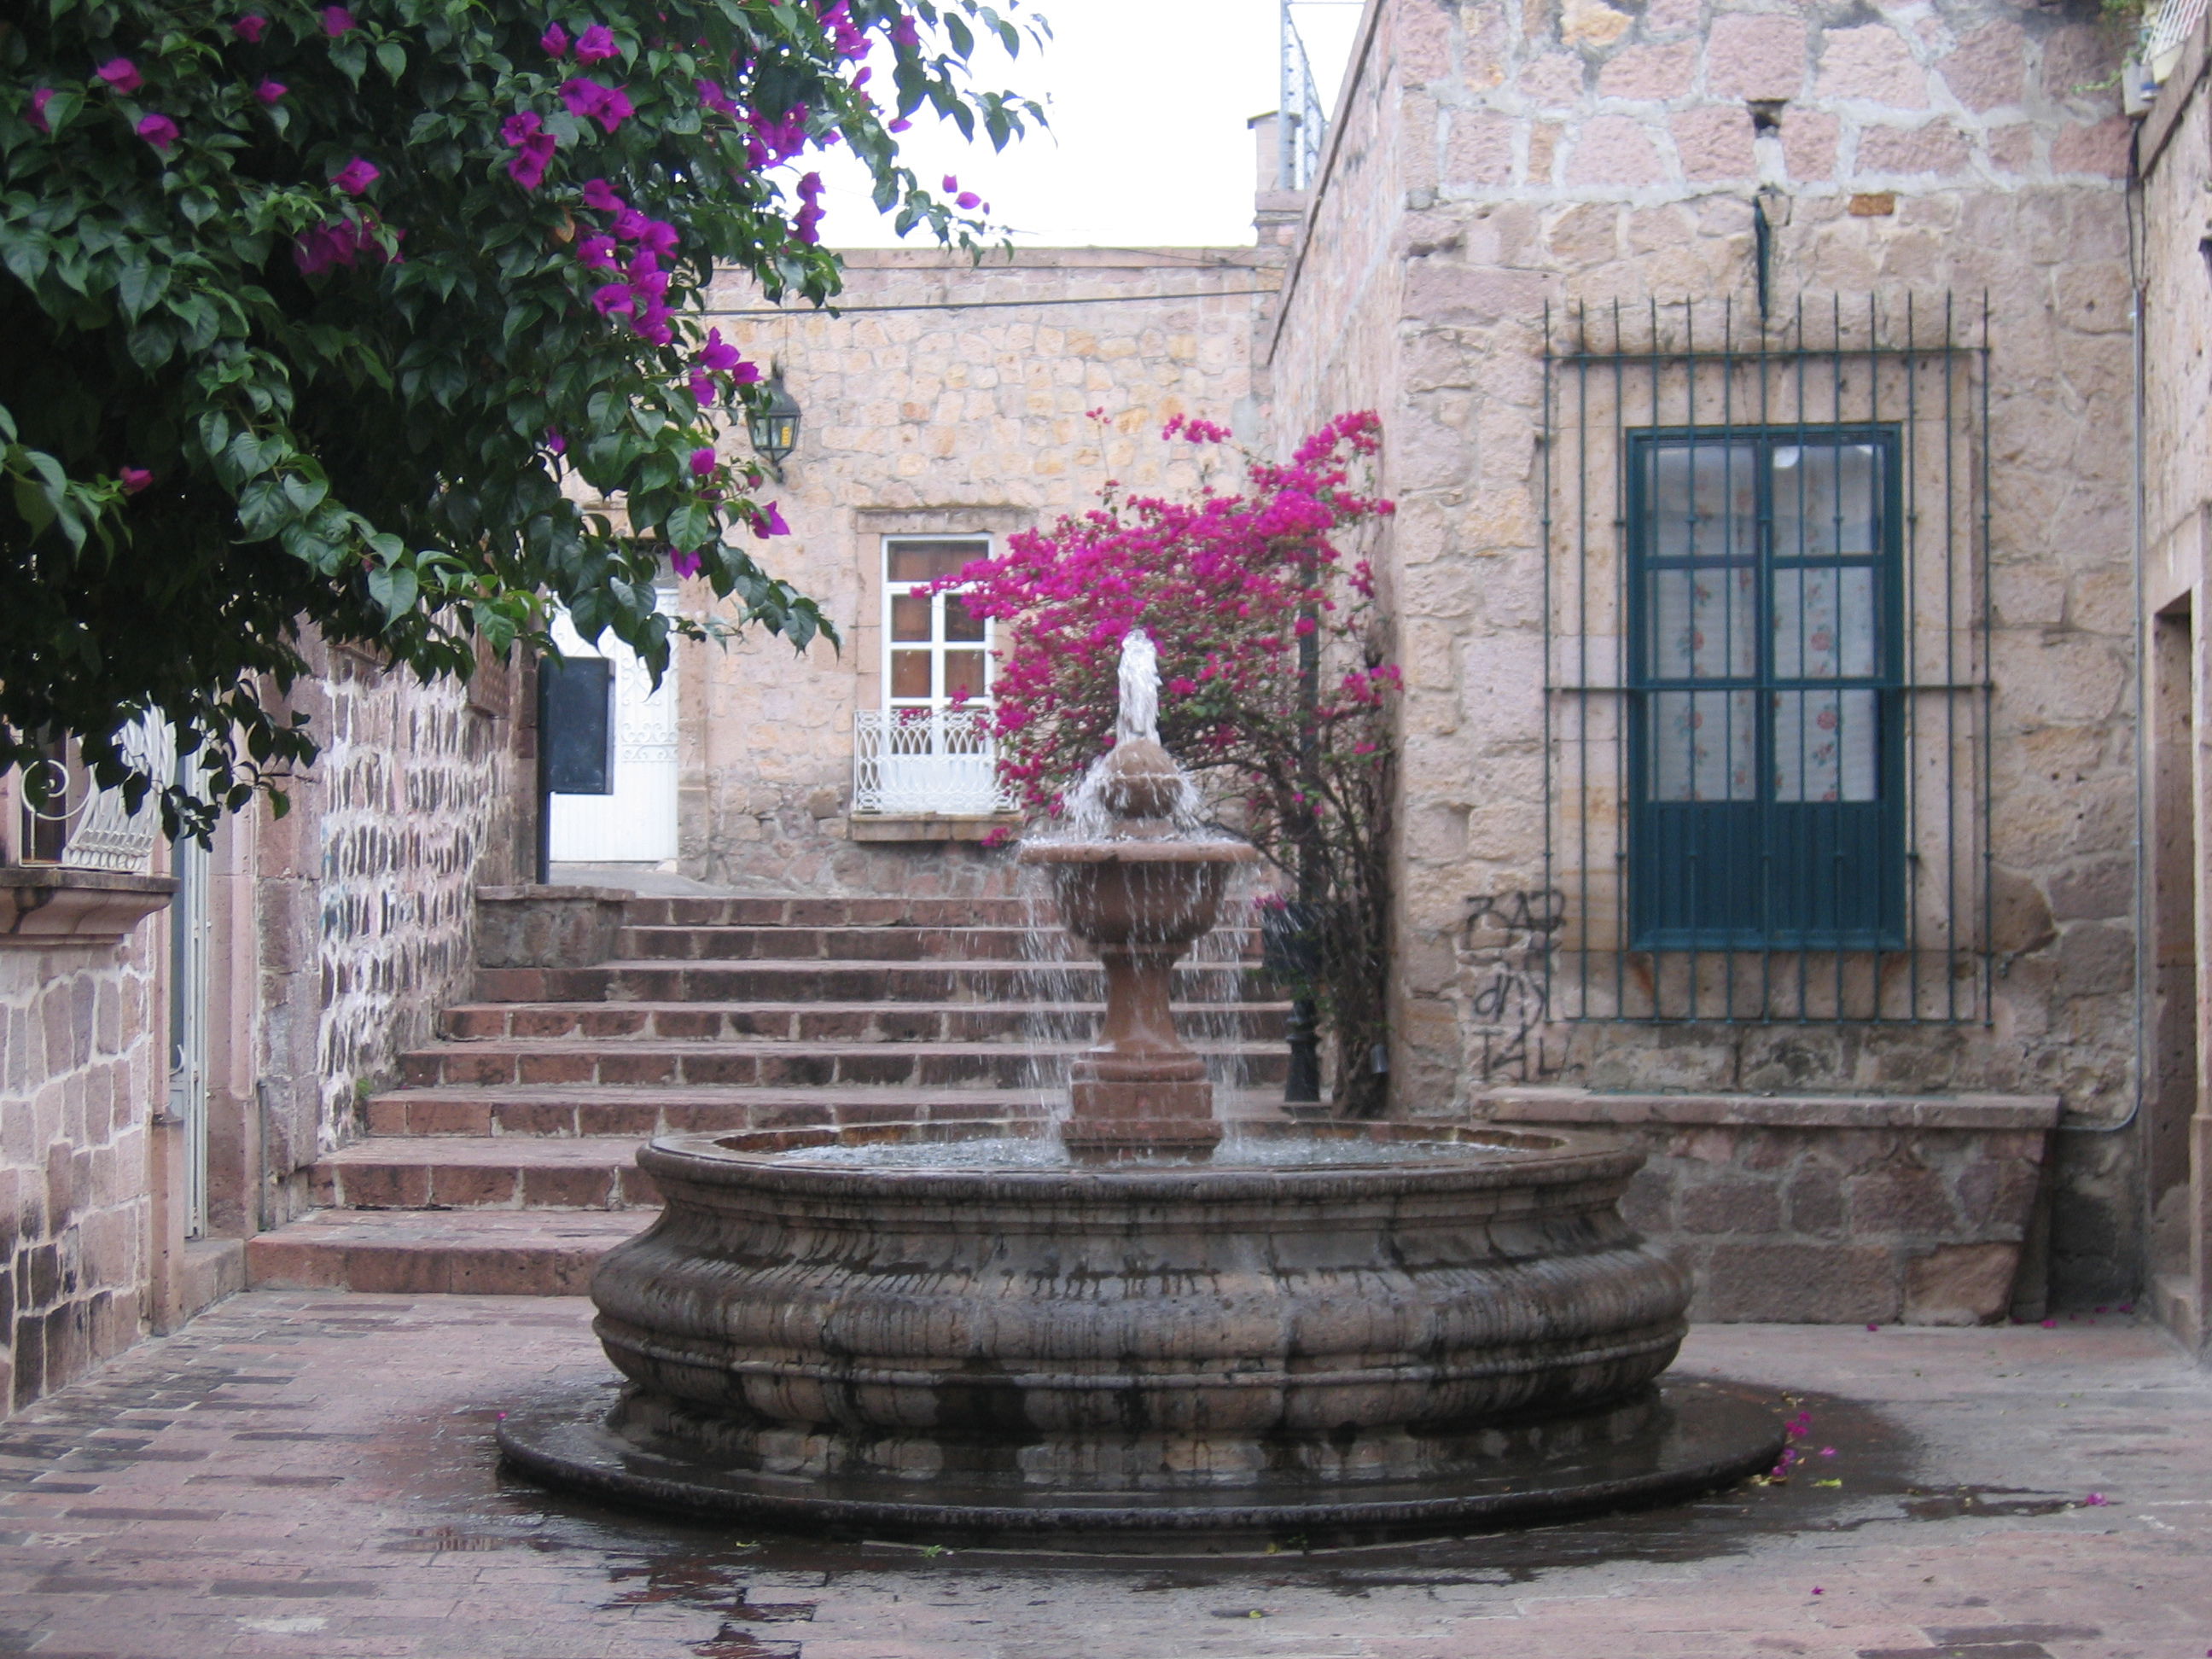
left=245, top=1210, right=649, bottom=1296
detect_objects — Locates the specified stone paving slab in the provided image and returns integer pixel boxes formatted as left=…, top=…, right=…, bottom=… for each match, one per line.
left=0, top=1294, right=2205, bottom=1658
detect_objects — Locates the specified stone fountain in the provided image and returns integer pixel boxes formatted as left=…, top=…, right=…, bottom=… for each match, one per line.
left=499, top=634, right=1781, bottom=1548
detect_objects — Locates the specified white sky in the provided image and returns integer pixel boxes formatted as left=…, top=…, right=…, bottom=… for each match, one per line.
left=812, top=0, right=1363, bottom=248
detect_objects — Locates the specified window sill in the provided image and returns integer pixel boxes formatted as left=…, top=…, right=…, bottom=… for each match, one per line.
left=847, top=813, right=1022, bottom=844
left=1, top=866, right=178, bottom=946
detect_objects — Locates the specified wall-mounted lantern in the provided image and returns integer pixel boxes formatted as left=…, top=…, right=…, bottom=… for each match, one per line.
left=747, top=372, right=801, bottom=480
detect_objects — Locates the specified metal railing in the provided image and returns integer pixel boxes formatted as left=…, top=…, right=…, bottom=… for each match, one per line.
left=852, top=708, right=1017, bottom=817
left=1278, top=1, right=1327, bottom=192
left=1538, top=294, right=1992, bottom=1025
left=16, top=716, right=172, bottom=873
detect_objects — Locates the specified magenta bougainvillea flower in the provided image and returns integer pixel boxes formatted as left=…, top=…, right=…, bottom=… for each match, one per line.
left=559, top=78, right=632, bottom=133
left=955, top=190, right=979, bottom=210
left=28, top=88, right=53, bottom=131
left=333, top=157, right=379, bottom=195
left=687, top=446, right=716, bottom=478
left=544, top=430, right=567, bottom=455
left=293, top=217, right=399, bottom=275
left=321, top=5, right=355, bottom=35
left=97, top=58, right=143, bottom=93
left=580, top=178, right=622, bottom=212
left=695, top=329, right=742, bottom=374
left=136, top=112, right=179, bottom=151
left=232, top=13, right=267, bottom=40
left=575, top=23, right=619, bottom=61
left=500, top=111, right=556, bottom=188
left=254, top=79, right=286, bottom=104
left=120, top=467, right=153, bottom=493
left=540, top=22, right=571, bottom=56
left=576, top=234, right=618, bottom=270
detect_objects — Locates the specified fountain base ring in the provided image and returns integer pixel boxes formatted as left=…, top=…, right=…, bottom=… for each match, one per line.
left=498, top=1377, right=1784, bottom=1551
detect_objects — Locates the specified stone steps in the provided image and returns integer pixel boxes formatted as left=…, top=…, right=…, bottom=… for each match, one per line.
left=436, top=998, right=1291, bottom=1043
left=245, top=1208, right=647, bottom=1295
left=473, top=958, right=1255, bottom=1004
left=397, top=1038, right=1287, bottom=1090
left=252, top=888, right=1293, bottom=1295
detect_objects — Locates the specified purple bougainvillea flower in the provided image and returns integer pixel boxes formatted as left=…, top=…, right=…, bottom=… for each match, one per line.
left=695, top=328, right=742, bottom=374
left=322, top=5, right=355, bottom=35
left=696, top=79, right=737, bottom=118
left=670, top=548, right=703, bottom=578
left=97, top=58, right=143, bottom=94
left=688, top=446, right=716, bottom=478
left=632, top=302, right=672, bottom=345
left=507, top=139, right=554, bottom=189
left=254, top=78, right=287, bottom=103
left=731, top=361, right=761, bottom=385
left=887, top=116, right=910, bottom=133
left=540, top=21, right=571, bottom=56
left=136, top=112, right=179, bottom=151
left=233, top=13, right=268, bottom=40
left=580, top=177, right=622, bottom=212
left=891, top=12, right=919, bottom=47
left=609, top=205, right=647, bottom=240
left=940, top=172, right=958, bottom=193
left=574, top=23, right=618, bottom=61
left=637, top=218, right=678, bottom=256
left=28, top=87, right=53, bottom=132
left=590, top=282, right=635, bottom=316
left=748, top=501, right=789, bottom=538
left=500, top=110, right=544, bottom=145
left=688, top=370, right=715, bottom=405
left=333, top=157, right=379, bottom=195
left=545, top=429, right=567, bottom=454
left=120, top=467, right=153, bottom=493
left=560, top=78, right=631, bottom=132
left=955, top=190, right=979, bottom=211
left=576, top=233, right=618, bottom=270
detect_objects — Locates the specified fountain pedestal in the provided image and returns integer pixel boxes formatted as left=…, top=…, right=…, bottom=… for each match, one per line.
left=1017, top=738, right=1255, bottom=1163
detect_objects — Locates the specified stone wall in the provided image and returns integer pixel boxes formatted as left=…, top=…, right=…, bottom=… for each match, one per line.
left=2137, top=16, right=2212, bottom=1349
left=254, top=640, right=526, bottom=1208
left=0, top=923, right=161, bottom=1410
left=677, top=248, right=1276, bottom=893
left=1264, top=0, right=2142, bottom=1304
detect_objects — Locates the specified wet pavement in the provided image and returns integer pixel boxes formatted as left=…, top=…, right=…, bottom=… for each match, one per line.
left=0, top=1292, right=2204, bottom=1658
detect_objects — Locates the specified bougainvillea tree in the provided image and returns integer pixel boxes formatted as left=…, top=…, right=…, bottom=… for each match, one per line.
left=1, top=0, right=1039, bottom=830
left=946, top=410, right=1400, bottom=1115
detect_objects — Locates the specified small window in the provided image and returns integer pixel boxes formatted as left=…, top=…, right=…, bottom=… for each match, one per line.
left=1627, top=428, right=1903, bottom=949
left=882, top=537, right=992, bottom=712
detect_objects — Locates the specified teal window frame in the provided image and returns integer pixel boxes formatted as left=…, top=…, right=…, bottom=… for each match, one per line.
left=1625, top=424, right=1906, bottom=952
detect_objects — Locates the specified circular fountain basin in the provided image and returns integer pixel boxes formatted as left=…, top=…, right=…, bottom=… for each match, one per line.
left=498, top=1121, right=1783, bottom=1547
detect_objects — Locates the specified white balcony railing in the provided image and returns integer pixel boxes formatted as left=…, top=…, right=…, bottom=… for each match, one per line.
left=852, top=707, right=1017, bottom=817
left=17, top=716, right=172, bottom=873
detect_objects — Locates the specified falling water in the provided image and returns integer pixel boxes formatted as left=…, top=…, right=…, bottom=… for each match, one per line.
left=1116, top=628, right=1160, bottom=744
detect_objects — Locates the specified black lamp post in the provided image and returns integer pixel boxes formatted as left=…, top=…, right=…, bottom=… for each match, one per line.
left=747, top=373, right=801, bottom=480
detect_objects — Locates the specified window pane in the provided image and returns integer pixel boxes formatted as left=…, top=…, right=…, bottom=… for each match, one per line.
left=1647, top=567, right=1755, bottom=679
left=1773, top=443, right=1880, bottom=558
left=1772, top=567, right=1877, bottom=679
left=943, top=650, right=988, bottom=703
left=1646, top=442, right=1756, bottom=561
left=890, top=593, right=933, bottom=643
left=943, top=593, right=987, bottom=643
left=890, top=650, right=932, bottom=700
left=1773, top=690, right=1877, bottom=801
left=1648, top=690, right=1755, bottom=801
left=887, top=538, right=987, bottom=584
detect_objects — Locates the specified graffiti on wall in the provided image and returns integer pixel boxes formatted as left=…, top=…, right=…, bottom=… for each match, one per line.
left=1460, top=888, right=1569, bottom=1082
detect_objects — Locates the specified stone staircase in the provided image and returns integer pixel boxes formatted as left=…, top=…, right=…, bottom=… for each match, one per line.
left=245, top=893, right=1289, bottom=1295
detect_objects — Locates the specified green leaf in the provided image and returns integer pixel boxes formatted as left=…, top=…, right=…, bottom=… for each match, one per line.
left=376, top=40, right=407, bottom=81
left=366, top=562, right=420, bottom=620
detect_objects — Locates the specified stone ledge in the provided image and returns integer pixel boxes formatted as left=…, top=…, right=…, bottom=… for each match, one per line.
left=848, top=813, right=1021, bottom=844
left=0, top=866, right=177, bottom=946
left=474, top=884, right=634, bottom=969
left=1476, top=1087, right=2061, bottom=1132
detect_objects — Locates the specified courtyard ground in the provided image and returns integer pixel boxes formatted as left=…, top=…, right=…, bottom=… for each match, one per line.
left=0, top=1293, right=2203, bottom=1659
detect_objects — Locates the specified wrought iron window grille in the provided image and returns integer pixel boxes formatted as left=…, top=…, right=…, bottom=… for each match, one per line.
left=15, top=717, right=172, bottom=874
left=1540, top=294, right=1992, bottom=1025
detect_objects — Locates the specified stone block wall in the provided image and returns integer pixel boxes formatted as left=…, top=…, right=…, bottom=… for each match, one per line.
left=677, top=248, right=1276, bottom=893
left=1264, top=0, right=2143, bottom=1304
left=0, top=933, right=160, bottom=1410
left=1481, top=1089, right=2056, bottom=1323
left=252, top=639, right=526, bottom=1202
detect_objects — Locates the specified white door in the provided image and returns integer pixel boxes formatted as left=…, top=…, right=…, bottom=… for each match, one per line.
left=548, top=594, right=679, bottom=864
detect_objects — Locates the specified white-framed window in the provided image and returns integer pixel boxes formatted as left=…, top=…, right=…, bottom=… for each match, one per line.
left=883, top=535, right=992, bottom=711
left=852, top=535, right=1013, bottom=816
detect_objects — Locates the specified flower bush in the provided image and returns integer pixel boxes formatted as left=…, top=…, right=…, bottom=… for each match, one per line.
left=946, top=410, right=1400, bottom=1114
left=1, top=0, right=1040, bottom=831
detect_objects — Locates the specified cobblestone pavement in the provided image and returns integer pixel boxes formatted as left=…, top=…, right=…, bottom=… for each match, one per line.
left=0, top=1293, right=2205, bottom=1658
